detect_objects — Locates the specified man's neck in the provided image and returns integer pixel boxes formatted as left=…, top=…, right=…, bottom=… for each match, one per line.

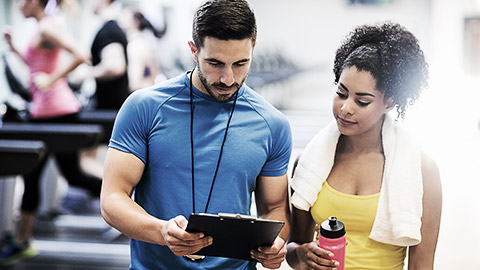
left=99, top=4, right=117, bottom=22
left=191, top=68, right=208, bottom=96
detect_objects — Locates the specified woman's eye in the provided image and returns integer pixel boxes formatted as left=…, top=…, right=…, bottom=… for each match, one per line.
left=336, top=91, right=347, bottom=99
left=357, top=100, right=370, bottom=106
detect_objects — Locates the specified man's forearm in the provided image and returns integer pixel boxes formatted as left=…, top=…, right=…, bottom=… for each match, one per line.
left=259, top=205, right=290, bottom=241
left=101, top=191, right=166, bottom=245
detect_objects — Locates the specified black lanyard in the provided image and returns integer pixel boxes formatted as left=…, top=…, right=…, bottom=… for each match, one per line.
left=189, top=69, right=238, bottom=213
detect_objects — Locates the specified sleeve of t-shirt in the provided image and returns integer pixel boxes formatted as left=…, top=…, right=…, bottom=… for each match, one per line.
left=260, top=115, right=293, bottom=177
left=100, top=22, right=125, bottom=48
left=108, top=91, right=152, bottom=164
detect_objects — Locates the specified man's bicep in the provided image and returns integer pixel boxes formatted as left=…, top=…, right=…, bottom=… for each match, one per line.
left=255, top=174, right=289, bottom=215
left=100, top=43, right=127, bottom=75
left=103, top=147, right=145, bottom=197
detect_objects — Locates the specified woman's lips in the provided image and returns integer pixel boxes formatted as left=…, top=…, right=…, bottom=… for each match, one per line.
left=337, top=116, right=357, bottom=126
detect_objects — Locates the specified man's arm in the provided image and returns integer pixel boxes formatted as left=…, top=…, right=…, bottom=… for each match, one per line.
left=250, top=173, right=290, bottom=269
left=90, top=43, right=127, bottom=81
left=101, top=147, right=212, bottom=255
left=255, top=174, right=290, bottom=240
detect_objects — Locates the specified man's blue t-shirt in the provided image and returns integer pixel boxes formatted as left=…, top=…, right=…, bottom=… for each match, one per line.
left=109, top=72, right=292, bottom=269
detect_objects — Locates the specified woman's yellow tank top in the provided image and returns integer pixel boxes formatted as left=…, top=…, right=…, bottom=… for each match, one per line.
left=311, top=181, right=406, bottom=270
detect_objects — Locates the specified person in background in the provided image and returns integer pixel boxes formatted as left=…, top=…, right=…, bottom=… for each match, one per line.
left=72, top=0, right=132, bottom=189
left=0, top=0, right=102, bottom=266
left=286, top=22, right=442, bottom=270
left=82, top=0, right=130, bottom=109
left=120, top=8, right=166, bottom=91
left=100, top=0, right=292, bottom=269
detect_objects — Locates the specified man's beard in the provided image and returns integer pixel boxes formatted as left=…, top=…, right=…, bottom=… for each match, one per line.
left=197, top=66, right=246, bottom=102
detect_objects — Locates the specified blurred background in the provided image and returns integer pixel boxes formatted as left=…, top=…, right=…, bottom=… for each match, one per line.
left=0, top=0, right=479, bottom=269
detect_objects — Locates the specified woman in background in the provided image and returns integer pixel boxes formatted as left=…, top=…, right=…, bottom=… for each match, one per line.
left=120, top=8, right=166, bottom=91
left=1, top=0, right=100, bottom=265
left=286, top=22, right=442, bottom=270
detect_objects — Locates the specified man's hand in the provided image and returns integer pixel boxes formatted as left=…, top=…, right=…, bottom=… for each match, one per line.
left=251, top=236, right=287, bottom=269
left=161, top=215, right=213, bottom=256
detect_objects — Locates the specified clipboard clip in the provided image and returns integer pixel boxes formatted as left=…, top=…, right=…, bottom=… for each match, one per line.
left=184, top=254, right=205, bottom=261
left=218, top=213, right=257, bottom=220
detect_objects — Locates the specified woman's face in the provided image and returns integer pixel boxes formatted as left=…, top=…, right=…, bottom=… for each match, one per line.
left=18, top=0, right=38, bottom=18
left=332, top=66, right=393, bottom=137
left=118, top=9, right=135, bottom=33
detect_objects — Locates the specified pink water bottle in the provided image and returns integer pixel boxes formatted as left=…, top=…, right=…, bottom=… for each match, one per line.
left=318, top=216, right=346, bottom=270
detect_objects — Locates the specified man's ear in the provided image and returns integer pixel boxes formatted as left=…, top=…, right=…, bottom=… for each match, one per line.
left=188, top=41, right=198, bottom=63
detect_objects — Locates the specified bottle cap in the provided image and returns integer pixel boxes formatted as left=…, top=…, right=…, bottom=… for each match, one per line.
left=320, top=216, right=346, bottom=239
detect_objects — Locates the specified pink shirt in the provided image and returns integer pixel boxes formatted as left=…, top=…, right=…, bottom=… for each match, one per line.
left=22, top=16, right=81, bottom=119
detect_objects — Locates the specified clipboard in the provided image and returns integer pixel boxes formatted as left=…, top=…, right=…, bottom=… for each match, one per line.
left=185, top=213, right=285, bottom=261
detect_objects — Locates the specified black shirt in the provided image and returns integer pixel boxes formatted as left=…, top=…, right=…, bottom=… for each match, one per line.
left=90, top=20, right=130, bottom=110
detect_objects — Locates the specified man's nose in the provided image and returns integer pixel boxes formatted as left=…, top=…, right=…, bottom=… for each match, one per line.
left=220, top=67, right=235, bottom=87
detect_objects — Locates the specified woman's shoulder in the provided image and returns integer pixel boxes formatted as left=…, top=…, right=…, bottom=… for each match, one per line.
left=421, top=151, right=441, bottom=189
left=37, top=16, right=65, bottom=43
left=126, top=36, right=151, bottom=57
left=38, top=15, right=62, bottom=31
left=421, top=152, right=438, bottom=173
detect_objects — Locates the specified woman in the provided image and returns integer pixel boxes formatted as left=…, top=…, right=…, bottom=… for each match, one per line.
left=4, top=0, right=86, bottom=120
left=1, top=0, right=100, bottom=265
left=119, top=8, right=166, bottom=91
left=286, top=22, right=442, bottom=270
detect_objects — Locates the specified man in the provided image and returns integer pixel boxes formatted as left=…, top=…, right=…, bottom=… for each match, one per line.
left=101, top=0, right=292, bottom=269
left=87, top=0, right=130, bottom=109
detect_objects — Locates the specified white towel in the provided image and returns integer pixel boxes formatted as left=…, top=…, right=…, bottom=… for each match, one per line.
left=291, top=114, right=423, bottom=246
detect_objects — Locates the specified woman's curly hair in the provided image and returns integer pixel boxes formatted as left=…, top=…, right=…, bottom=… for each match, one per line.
left=333, top=22, right=429, bottom=118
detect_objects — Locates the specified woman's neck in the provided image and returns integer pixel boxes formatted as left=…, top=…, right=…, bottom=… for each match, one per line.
left=126, top=28, right=142, bottom=41
left=34, top=9, right=47, bottom=22
left=338, top=134, right=383, bottom=155
left=338, top=119, right=385, bottom=155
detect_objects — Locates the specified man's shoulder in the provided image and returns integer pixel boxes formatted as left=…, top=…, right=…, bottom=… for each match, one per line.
left=241, top=86, right=289, bottom=126
left=102, top=20, right=122, bottom=31
left=123, top=74, right=187, bottom=113
left=133, top=74, right=187, bottom=98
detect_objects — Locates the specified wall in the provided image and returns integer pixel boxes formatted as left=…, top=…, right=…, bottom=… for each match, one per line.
left=250, top=0, right=432, bottom=70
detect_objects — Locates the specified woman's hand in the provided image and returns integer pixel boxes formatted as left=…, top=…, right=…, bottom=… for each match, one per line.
left=33, top=72, right=55, bottom=92
left=296, top=241, right=339, bottom=270
left=3, top=26, right=13, bottom=49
